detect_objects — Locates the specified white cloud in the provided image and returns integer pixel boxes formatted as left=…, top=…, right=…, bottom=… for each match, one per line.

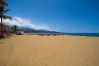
left=3, top=16, right=56, bottom=31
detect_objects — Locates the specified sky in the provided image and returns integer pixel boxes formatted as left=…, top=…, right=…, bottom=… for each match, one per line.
left=5, top=0, right=99, bottom=33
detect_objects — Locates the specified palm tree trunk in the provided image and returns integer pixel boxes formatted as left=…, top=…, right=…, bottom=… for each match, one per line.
left=0, top=16, right=3, bottom=37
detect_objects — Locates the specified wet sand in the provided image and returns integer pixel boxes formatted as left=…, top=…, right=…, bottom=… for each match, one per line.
left=0, top=35, right=99, bottom=66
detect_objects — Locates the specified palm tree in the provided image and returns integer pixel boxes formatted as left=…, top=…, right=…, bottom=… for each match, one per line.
left=0, top=0, right=12, bottom=38
left=11, top=25, right=17, bottom=33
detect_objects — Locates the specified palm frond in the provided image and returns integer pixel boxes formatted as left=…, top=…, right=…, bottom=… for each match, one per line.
left=3, top=15, right=12, bottom=20
left=2, top=9, right=10, bottom=14
left=0, top=0, right=8, bottom=6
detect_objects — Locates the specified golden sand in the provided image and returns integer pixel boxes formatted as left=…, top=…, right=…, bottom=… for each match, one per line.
left=0, top=35, right=99, bottom=66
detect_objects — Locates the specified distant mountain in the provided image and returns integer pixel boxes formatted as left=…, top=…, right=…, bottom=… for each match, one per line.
left=17, top=27, right=63, bottom=34
left=17, top=27, right=99, bottom=37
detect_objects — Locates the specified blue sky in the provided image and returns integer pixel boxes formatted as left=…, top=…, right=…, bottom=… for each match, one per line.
left=7, top=0, right=99, bottom=33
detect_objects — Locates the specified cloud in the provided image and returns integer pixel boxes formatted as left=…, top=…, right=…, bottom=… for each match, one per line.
left=3, top=16, right=55, bottom=31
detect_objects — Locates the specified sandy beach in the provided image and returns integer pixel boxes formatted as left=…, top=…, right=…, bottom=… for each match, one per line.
left=0, top=35, right=99, bottom=66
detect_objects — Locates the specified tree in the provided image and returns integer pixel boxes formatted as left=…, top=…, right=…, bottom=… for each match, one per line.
left=11, top=25, right=18, bottom=33
left=0, top=0, right=12, bottom=38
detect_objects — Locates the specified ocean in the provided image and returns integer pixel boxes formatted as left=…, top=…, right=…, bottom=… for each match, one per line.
left=64, top=33, right=99, bottom=37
